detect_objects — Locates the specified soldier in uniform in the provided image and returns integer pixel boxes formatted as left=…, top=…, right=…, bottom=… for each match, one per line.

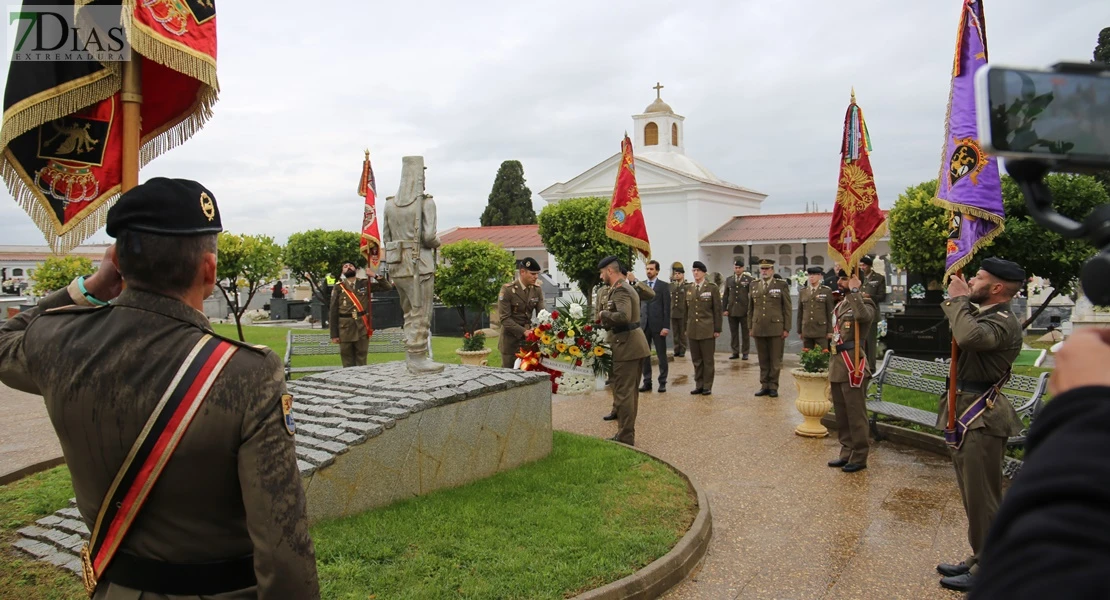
left=748, top=259, right=792, bottom=397
left=596, top=256, right=651, bottom=445
left=722, top=259, right=754, bottom=360
left=797, top=266, right=835, bottom=350
left=0, top=178, right=319, bottom=599
left=859, top=255, right=887, bottom=371
left=497, top=257, right=545, bottom=369
left=827, top=270, right=876, bottom=473
left=329, top=261, right=394, bottom=367
left=685, top=261, right=722, bottom=395
left=934, top=257, right=1026, bottom=594
left=669, top=262, right=690, bottom=358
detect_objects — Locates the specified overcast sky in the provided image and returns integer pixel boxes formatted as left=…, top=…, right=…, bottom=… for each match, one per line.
left=1, top=0, right=1107, bottom=247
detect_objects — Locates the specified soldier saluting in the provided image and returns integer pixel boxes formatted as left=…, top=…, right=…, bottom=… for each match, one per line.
left=0, top=179, right=319, bottom=598
left=497, top=257, right=545, bottom=369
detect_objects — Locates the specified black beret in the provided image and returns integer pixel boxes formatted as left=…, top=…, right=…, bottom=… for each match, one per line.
left=106, top=177, right=222, bottom=237
left=691, top=261, right=707, bottom=272
left=980, top=257, right=1025, bottom=282
left=734, top=258, right=745, bottom=267
left=671, top=261, right=684, bottom=273
left=860, top=255, right=874, bottom=266
left=519, top=256, right=541, bottom=272
left=807, top=266, right=824, bottom=275
left=598, top=256, right=620, bottom=271
left=837, top=269, right=849, bottom=278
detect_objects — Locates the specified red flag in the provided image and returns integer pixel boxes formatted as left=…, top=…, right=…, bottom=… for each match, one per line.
left=357, top=150, right=382, bottom=272
left=606, top=134, right=651, bottom=258
left=828, top=90, right=886, bottom=273
left=0, top=2, right=218, bottom=252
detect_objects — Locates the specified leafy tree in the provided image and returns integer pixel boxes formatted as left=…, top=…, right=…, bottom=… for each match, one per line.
left=434, top=240, right=515, bottom=334
left=480, top=160, right=537, bottom=226
left=283, top=229, right=362, bottom=306
left=887, top=180, right=947, bottom=286
left=537, top=196, right=636, bottom=300
left=216, top=233, right=283, bottom=341
left=988, top=173, right=1107, bottom=327
left=31, top=255, right=93, bottom=295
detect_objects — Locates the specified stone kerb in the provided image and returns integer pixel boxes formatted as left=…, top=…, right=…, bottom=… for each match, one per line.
left=13, top=362, right=554, bottom=573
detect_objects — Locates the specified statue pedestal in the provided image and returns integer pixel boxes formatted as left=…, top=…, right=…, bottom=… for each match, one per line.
left=289, top=363, right=553, bottom=523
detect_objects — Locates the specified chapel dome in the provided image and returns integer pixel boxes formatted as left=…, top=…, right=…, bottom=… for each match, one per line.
left=644, top=97, right=674, bottom=114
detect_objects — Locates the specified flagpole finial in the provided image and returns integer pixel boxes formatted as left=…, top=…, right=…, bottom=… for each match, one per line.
left=364, top=149, right=370, bottom=158
left=851, top=87, right=856, bottom=103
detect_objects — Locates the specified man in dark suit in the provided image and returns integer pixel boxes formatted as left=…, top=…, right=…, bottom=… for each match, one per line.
left=638, top=260, right=671, bottom=393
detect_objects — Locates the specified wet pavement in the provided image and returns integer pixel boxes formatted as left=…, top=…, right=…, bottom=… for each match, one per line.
left=553, top=353, right=966, bottom=600
left=0, top=382, right=61, bottom=483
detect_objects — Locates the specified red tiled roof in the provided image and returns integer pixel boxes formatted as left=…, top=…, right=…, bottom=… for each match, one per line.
left=701, top=212, right=889, bottom=244
left=439, top=225, right=543, bottom=249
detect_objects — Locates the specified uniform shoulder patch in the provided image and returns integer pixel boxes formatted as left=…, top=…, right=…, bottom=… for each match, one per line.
left=281, top=394, right=296, bottom=435
left=42, top=303, right=110, bottom=315
left=210, top=331, right=270, bottom=355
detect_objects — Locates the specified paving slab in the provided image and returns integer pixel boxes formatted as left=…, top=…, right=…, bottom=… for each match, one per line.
left=0, top=382, right=62, bottom=483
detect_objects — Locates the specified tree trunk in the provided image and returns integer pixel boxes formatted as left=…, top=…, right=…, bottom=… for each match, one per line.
left=216, top=284, right=245, bottom=342
left=1021, top=288, right=1060, bottom=330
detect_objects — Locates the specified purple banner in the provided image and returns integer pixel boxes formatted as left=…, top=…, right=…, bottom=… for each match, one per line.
left=932, top=0, right=1005, bottom=279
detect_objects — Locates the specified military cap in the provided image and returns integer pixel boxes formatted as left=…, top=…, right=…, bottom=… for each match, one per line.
left=758, top=259, right=775, bottom=268
left=518, top=256, right=541, bottom=272
left=106, top=177, right=222, bottom=237
left=981, top=257, right=1025, bottom=282
left=860, top=255, right=874, bottom=266
left=671, top=261, right=685, bottom=273
left=691, top=260, right=707, bottom=272
left=806, top=266, right=824, bottom=275
left=598, top=255, right=620, bottom=270
left=734, top=258, right=745, bottom=267
left=837, top=269, right=849, bottom=278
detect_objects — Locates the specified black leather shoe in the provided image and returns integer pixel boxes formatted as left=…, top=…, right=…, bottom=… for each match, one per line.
left=768, top=390, right=779, bottom=398
left=700, top=389, right=712, bottom=395
left=602, top=412, right=618, bottom=421
left=742, top=354, right=749, bottom=360
left=939, top=572, right=975, bottom=592
left=937, top=562, right=970, bottom=577
left=842, top=463, right=867, bottom=473
left=658, top=384, right=666, bottom=393
left=729, top=353, right=740, bottom=359
left=827, top=458, right=849, bottom=468
left=638, top=383, right=652, bottom=392
left=690, top=388, right=704, bottom=395
left=754, top=388, right=770, bottom=396
left=674, top=352, right=684, bottom=357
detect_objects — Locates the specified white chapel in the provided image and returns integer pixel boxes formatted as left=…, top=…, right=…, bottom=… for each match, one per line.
left=539, top=85, right=767, bottom=275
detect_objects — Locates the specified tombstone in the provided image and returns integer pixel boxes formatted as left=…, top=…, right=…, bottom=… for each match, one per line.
left=882, top=273, right=952, bottom=361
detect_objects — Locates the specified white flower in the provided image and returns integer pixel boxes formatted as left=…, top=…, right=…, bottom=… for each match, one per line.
left=568, top=303, right=584, bottom=319
left=535, top=309, right=552, bottom=324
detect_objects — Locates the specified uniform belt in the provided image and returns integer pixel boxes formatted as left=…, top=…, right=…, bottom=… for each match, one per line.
left=956, top=380, right=993, bottom=395
left=101, top=552, right=256, bottom=595
left=611, top=323, right=641, bottom=334
left=340, top=311, right=367, bottom=319
left=834, top=341, right=856, bottom=353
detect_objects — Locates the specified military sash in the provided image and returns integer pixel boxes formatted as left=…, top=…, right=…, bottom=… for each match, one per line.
left=80, top=335, right=237, bottom=596
left=340, top=281, right=372, bottom=336
left=944, top=371, right=1010, bottom=450
left=832, top=303, right=866, bottom=388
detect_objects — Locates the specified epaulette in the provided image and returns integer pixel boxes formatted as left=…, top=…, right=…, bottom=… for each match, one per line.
left=42, top=303, right=112, bottom=315
left=210, top=331, right=270, bottom=355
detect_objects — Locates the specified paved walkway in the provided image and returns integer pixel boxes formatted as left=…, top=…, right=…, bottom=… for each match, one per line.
left=553, top=354, right=965, bottom=600
left=0, top=382, right=61, bottom=483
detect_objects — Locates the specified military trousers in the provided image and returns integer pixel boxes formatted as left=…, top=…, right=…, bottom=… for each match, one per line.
left=670, top=317, right=687, bottom=356
left=611, top=359, right=640, bottom=445
left=728, top=316, right=750, bottom=354
left=803, top=336, right=830, bottom=351
left=754, top=335, right=785, bottom=391
left=867, top=320, right=880, bottom=372
left=688, top=337, right=716, bottom=391
left=393, top=274, right=433, bottom=353
left=339, top=337, right=369, bottom=367
left=831, top=379, right=870, bottom=464
left=950, top=429, right=1007, bottom=574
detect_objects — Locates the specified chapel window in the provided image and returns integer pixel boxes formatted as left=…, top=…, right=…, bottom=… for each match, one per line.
left=671, top=123, right=679, bottom=146
left=644, top=122, right=658, bottom=146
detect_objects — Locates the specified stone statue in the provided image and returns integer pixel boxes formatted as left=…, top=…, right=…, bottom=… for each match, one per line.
left=383, top=155, right=444, bottom=373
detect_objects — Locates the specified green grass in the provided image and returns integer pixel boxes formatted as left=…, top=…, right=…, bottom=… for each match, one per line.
left=312, top=431, right=696, bottom=599
left=209, top=324, right=504, bottom=373
left=0, top=467, right=84, bottom=599
left=1, top=434, right=696, bottom=600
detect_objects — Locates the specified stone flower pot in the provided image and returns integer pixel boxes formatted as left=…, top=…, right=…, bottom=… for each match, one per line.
left=455, top=347, right=491, bottom=366
left=791, top=368, right=831, bottom=438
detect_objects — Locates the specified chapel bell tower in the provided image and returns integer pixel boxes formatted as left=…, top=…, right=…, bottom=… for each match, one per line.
left=632, top=82, right=685, bottom=156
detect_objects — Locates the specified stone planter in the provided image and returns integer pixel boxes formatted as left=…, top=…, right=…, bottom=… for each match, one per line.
left=455, top=347, right=491, bottom=366
left=791, top=368, right=831, bottom=438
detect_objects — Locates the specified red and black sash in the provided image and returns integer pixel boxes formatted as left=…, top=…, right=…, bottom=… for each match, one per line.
left=340, top=281, right=373, bottom=336
left=81, top=335, right=237, bottom=596
left=833, top=302, right=866, bottom=388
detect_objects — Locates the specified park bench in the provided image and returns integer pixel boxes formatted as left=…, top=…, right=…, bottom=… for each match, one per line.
left=283, top=330, right=406, bottom=380
left=866, top=350, right=1049, bottom=448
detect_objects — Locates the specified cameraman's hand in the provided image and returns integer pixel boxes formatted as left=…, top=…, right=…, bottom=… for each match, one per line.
left=1050, top=329, right=1110, bottom=395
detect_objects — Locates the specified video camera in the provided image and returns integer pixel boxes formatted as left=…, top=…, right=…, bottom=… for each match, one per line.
left=975, top=62, right=1110, bottom=305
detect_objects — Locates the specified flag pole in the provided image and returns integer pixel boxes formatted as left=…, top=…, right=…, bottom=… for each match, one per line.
left=121, top=57, right=142, bottom=192
left=947, top=270, right=961, bottom=431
